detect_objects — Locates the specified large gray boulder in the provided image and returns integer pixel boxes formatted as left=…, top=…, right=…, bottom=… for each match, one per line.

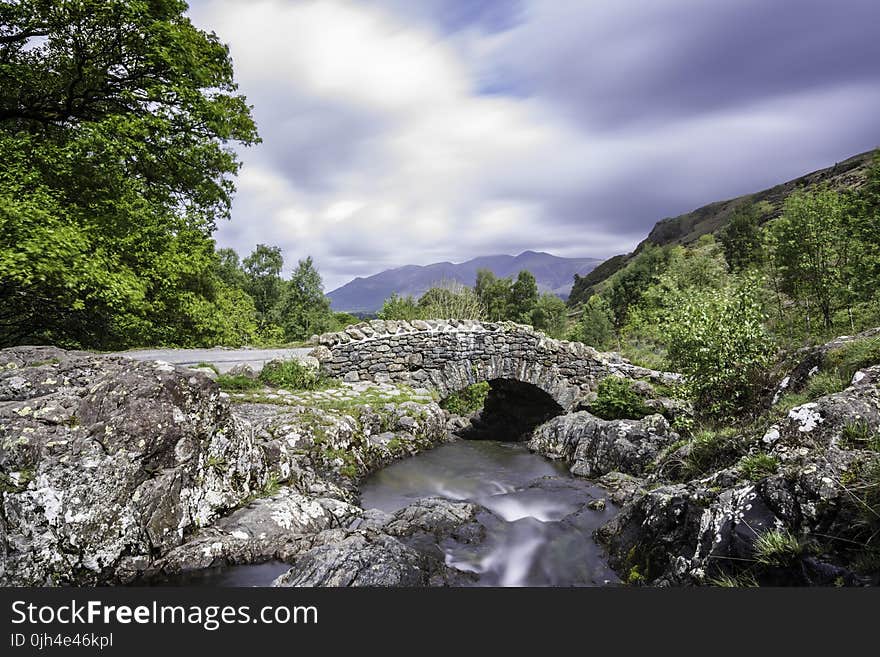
left=0, top=347, right=268, bottom=585
left=529, top=411, right=678, bottom=478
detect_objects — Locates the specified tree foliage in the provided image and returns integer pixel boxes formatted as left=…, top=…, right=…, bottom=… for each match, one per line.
left=568, top=295, right=614, bottom=349
left=0, top=0, right=259, bottom=348
left=666, top=279, right=775, bottom=420
left=719, top=205, right=764, bottom=272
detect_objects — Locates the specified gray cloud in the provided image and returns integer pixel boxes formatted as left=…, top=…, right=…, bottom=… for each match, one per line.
left=188, top=0, right=880, bottom=290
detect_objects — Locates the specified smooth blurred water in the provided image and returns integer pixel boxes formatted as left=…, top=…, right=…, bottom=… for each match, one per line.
left=360, top=440, right=620, bottom=587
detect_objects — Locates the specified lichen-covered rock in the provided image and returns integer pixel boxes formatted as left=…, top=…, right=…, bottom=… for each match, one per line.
left=152, top=490, right=362, bottom=576
left=529, top=411, right=678, bottom=478
left=0, top=348, right=268, bottom=585
left=769, top=364, right=880, bottom=452
left=0, top=347, right=452, bottom=586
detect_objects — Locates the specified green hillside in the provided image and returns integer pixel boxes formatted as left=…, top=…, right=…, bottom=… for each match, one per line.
left=570, top=148, right=877, bottom=307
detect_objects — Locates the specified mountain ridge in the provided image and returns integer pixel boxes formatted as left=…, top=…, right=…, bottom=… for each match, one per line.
left=327, top=250, right=601, bottom=313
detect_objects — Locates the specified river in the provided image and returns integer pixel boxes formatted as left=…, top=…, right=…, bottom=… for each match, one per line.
left=166, top=440, right=619, bottom=587
left=361, top=440, right=619, bottom=587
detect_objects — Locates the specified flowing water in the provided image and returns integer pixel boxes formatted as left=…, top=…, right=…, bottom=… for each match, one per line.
left=359, top=440, right=620, bottom=586
left=157, top=439, right=619, bottom=587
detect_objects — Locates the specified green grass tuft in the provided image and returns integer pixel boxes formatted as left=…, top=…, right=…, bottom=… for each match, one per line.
left=739, top=453, right=779, bottom=480
left=753, top=529, right=805, bottom=567
left=259, top=359, right=324, bottom=390
left=683, top=427, right=744, bottom=478
left=216, top=374, right=263, bottom=391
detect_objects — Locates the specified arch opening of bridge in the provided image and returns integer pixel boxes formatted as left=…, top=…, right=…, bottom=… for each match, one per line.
left=449, top=378, right=565, bottom=442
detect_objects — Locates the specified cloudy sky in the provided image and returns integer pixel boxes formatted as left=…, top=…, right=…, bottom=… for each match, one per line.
left=187, top=0, right=880, bottom=291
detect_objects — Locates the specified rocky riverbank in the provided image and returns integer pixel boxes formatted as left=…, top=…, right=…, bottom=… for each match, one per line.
left=0, top=346, right=457, bottom=585
left=2, top=328, right=878, bottom=587
left=527, top=332, right=880, bottom=586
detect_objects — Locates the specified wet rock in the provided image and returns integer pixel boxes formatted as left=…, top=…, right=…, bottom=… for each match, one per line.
left=530, top=411, right=678, bottom=478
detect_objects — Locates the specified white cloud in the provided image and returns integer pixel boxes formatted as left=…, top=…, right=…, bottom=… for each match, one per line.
left=187, top=0, right=880, bottom=291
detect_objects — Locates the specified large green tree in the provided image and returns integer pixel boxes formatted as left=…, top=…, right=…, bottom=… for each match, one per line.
left=508, top=270, right=538, bottom=323
left=275, top=256, right=336, bottom=340
left=770, top=188, right=853, bottom=329
left=242, top=244, right=284, bottom=324
left=0, top=0, right=258, bottom=347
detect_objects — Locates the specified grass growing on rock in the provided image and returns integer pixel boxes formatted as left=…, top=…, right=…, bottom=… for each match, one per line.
left=739, top=453, right=779, bottom=480
left=682, top=427, right=746, bottom=478
left=216, top=374, right=263, bottom=391
left=753, top=529, right=807, bottom=567
left=230, top=384, right=435, bottom=414
left=825, top=335, right=880, bottom=382
left=840, top=420, right=880, bottom=452
left=802, top=371, right=849, bottom=400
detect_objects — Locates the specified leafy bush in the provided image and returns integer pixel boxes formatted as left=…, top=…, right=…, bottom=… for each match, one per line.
left=441, top=382, right=490, bottom=416
left=259, top=359, right=322, bottom=390
left=666, top=280, right=775, bottom=421
left=589, top=376, right=652, bottom=420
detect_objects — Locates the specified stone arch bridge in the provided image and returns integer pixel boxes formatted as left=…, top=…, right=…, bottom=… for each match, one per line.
left=311, top=319, right=674, bottom=412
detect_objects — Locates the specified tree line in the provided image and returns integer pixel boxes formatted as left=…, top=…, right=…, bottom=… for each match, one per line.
left=376, top=269, right=569, bottom=338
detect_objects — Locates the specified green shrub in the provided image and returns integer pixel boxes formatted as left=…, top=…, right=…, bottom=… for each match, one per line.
left=441, top=382, right=490, bottom=415
left=259, top=359, right=322, bottom=390
left=666, top=280, right=775, bottom=421
left=589, top=376, right=652, bottom=420
left=216, top=374, right=262, bottom=391
left=739, top=453, right=779, bottom=480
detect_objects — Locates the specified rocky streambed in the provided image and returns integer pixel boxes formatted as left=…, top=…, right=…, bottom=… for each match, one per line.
left=2, top=335, right=879, bottom=587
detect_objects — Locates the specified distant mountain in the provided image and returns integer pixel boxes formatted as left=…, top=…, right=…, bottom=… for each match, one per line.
left=327, top=251, right=602, bottom=313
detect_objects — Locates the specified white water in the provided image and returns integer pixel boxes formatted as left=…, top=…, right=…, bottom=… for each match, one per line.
left=360, top=440, right=620, bottom=587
